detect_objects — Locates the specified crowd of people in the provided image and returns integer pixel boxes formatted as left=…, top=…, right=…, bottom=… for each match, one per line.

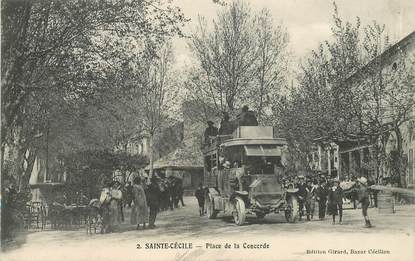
left=98, top=175, right=185, bottom=233
left=282, top=174, right=373, bottom=227
left=192, top=173, right=374, bottom=228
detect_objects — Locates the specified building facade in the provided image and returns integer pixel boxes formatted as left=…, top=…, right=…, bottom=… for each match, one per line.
left=310, top=31, right=415, bottom=187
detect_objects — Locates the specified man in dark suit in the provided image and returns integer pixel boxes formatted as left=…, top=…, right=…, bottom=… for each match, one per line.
left=296, top=175, right=307, bottom=220
left=219, top=112, right=235, bottom=135
left=146, top=176, right=162, bottom=229
left=237, top=105, right=258, bottom=126
left=204, top=121, right=218, bottom=145
left=195, top=183, right=205, bottom=216
left=305, top=179, right=316, bottom=221
left=316, top=180, right=328, bottom=220
left=328, top=179, right=343, bottom=225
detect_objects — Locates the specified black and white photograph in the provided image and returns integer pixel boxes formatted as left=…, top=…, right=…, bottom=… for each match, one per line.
left=1, top=0, right=414, bottom=260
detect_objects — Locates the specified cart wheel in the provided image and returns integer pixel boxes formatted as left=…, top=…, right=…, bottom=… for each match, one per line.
left=256, top=212, right=266, bottom=219
left=285, top=196, right=299, bottom=223
left=206, top=194, right=218, bottom=219
left=233, top=197, right=246, bottom=226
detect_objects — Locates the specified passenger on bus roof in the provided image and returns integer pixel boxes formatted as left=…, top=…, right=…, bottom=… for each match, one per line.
left=237, top=105, right=258, bottom=126
left=204, top=120, right=218, bottom=144
left=218, top=112, right=235, bottom=135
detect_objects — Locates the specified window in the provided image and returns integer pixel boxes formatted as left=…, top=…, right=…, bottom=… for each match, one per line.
left=243, top=145, right=281, bottom=157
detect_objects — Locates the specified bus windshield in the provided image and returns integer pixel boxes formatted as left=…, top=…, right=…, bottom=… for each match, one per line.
left=244, top=156, right=280, bottom=175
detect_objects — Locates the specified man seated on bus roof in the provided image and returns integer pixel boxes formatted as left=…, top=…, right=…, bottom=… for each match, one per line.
left=237, top=105, right=258, bottom=127
left=204, top=120, right=218, bottom=144
left=219, top=112, right=236, bottom=135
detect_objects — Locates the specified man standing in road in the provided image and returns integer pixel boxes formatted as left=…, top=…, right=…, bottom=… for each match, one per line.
left=146, top=176, right=162, bottom=229
left=316, top=179, right=328, bottom=220
left=356, top=177, right=372, bottom=228
left=305, top=179, right=316, bottom=221
left=177, top=178, right=185, bottom=207
left=296, top=175, right=307, bottom=220
left=328, top=179, right=343, bottom=225
left=124, top=181, right=133, bottom=208
left=195, top=183, right=205, bottom=216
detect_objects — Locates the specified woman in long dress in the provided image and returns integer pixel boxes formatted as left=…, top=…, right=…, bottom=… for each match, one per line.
left=100, top=181, right=112, bottom=233
left=108, top=181, right=123, bottom=232
left=131, top=177, right=148, bottom=229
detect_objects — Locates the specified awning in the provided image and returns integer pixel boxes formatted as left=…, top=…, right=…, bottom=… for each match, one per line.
left=244, top=145, right=281, bottom=157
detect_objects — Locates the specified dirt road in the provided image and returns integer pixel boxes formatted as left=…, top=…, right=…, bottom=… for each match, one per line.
left=2, top=197, right=415, bottom=261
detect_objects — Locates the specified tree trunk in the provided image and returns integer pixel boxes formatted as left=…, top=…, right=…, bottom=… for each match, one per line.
left=7, top=143, right=25, bottom=187
left=1, top=142, right=5, bottom=169
left=394, top=125, right=406, bottom=188
left=149, top=133, right=154, bottom=181
left=19, top=149, right=37, bottom=191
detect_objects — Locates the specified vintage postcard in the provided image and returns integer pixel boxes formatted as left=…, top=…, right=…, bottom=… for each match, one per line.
left=1, top=0, right=414, bottom=260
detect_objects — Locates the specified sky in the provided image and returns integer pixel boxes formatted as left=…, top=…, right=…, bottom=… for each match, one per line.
left=171, top=0, right=415, bottom=68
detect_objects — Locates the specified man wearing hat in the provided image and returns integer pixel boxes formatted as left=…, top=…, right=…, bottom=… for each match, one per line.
left=195, top=183, right=205, bottom=216
left=296, top=175, right=307, bottom=220
left=327, top=179, right=343, bottom=224
left=219, top=112, right=235, bottom=135
left=356, top=177, right=372, bottom=228
left=204, top=120, right=218, bottom=145
left=316, top=179, right=328, bottom=220
left=112, top=180, right=125, bottom=222
left=146, top=175, right=162, bottom=229
left=237, top=105, right=258, bottom=126
left=305, top=179, right=316, bottom=221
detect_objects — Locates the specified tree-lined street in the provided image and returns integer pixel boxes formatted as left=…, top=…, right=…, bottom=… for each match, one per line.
left=1, top=1, right=415, bottom=260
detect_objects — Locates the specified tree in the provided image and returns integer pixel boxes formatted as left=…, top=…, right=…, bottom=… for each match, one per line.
left=249, top=9, right=289, bottom=123
left=137, top=41, right=178, bottom=179
left=188, top=0, right=289, bottom=118
left=60, top=150, right=148, bottom=199
left=1, top=0, right=186, bottom=188
left=277, top=2, right=415, bottom=184
left=274, top=2, right=366, bottom=172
